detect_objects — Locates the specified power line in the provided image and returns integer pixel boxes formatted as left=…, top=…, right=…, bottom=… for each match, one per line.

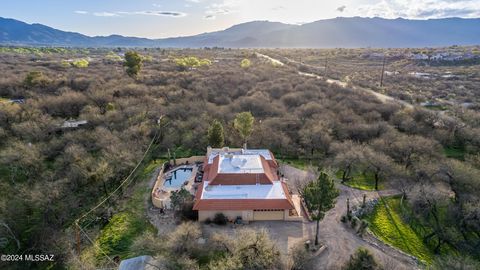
left=74, top=131, right=158, bottom=265
left=380, top=55, right=387, bottom=87
left=76, top=130, right=158, bottom=224
left=74, top=116, right=164, bottom=265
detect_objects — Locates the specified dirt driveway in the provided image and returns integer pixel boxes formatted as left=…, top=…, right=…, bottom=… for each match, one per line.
left=150, top=164, right=419, bottom=269
left=281, top=165, right=418, bottom=269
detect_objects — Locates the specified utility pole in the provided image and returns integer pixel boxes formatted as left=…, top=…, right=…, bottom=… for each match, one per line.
left=324, top=55, right=328, bottom=77
left=75, top=221, right=81, bottom=255
left=346, top=198, right=351, bottom=219
left=380, top=55, right=386, bottom=87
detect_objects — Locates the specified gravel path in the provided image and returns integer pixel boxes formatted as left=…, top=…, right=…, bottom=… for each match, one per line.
left=282, top=165, right=419, bottom=270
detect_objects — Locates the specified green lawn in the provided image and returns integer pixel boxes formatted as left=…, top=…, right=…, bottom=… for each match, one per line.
left=366, top=196, right=434, bottom=264
left=278, top=158, right=315, bottom=170
left=336, top=171, right=384, bottom=191
left=443, top=146, right=466, bottom=160
left=424, top=105, right=447, bottom=111
left=87, top=159, right=164, bottom=263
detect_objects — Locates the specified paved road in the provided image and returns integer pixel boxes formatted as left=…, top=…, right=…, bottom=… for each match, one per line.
left=282, top=165, right=418, bottom=270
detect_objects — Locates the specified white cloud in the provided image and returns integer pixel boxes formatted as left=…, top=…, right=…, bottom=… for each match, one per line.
left=358, top=0, right=480, bottom=19
left=203, top=0, right=480, bottom=22
left=88, top=10, right=187, bottom=18
left=117, top=11, right=187, bottom=17
left=204, top=14, right=216, bottom=20
left=205, top=0, right=240, bottom=17
left=93, top=12, right=119, bottom=17
left=74, top=10, right=88, bottom=15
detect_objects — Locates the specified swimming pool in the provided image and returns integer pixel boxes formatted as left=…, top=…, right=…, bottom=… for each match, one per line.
left=163, top=167, right=193, bottom=188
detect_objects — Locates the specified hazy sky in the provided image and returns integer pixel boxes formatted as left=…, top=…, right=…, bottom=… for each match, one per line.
left=1, top=0, right=479, bottom=38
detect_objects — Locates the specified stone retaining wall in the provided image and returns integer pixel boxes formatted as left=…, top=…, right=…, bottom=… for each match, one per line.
left=151, top=163, right=167, bottom=208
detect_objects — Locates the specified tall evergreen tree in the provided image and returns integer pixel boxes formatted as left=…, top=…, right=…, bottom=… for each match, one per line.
left=124, top=51, right=143, bottom=78
left=207, top=120, right=225, bottom=148
left=234, top=112, right=254, bottom=147
left=300, top=170, right=339, bottom=246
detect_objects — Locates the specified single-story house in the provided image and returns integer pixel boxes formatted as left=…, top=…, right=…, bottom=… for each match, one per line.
left=193, top=147, right=298, bottom=222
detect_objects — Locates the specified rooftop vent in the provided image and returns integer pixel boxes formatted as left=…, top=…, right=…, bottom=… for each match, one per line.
left=230, top=156, right=246, bottom=168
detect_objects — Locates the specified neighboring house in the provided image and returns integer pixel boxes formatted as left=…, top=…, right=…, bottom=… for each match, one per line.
left=193, top=147, right=297, bottom=222
left=61, top=119, right=88, bottom=128
left=410, top=53, right=429, bottom=60
left=0, top=98, right=25, bottom=104
left=9, top=98, right=25, bottom=104
left=118, top=255, right=161, bottom=270
left=420, top=100, right=440, bottom=107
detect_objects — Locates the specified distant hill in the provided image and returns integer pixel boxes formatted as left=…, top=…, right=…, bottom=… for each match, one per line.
left=1, top=17, right=479, bottom=48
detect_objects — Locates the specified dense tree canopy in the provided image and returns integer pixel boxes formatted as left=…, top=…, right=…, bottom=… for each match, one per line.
left=0, top=47, right=479, bottom=268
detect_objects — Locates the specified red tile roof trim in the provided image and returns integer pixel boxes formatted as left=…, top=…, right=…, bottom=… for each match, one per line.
left=193, top=198, right=294, bottom=210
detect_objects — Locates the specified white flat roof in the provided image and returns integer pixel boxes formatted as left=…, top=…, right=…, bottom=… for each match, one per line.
left=201, top=181, right=287, bottom=200
left=207, top=148, right=272, bottom=164
left=218, top=154, right=264, bottom=174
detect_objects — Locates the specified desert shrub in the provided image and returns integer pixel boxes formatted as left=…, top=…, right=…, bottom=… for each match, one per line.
left=175, top=56, right=211, bottom=69
left=72, top=58, right=89, bottom=68
left=23, top=70, right=49, bottom=88
left=357, top=220, right=369, bottom=236
left=124, top=51, right=143, bottom=77
left=289, top=242, right=313, bottom=270
left=343, top=248, right=381, bottom=270
left=429, top=255, right=480, bottom=270
left=351, top=216, right=359, bottom=229
left=240, top=58, right=251, bottom=68
left=206, top=229, right=282, bottom=270
left=213, top=213, right=228, bottom=225
left=130, top=231, right=165, bottom=256
left=165, top=255, right=200, bottom=270
left=166, top=222, right=201, bottom=256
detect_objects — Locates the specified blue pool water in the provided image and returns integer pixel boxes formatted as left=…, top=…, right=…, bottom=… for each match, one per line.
left=163, top=167, right=193, bottom=188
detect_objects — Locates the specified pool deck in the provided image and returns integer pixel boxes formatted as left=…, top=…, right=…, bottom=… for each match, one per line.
left=151, top=164, right=198, bottom=209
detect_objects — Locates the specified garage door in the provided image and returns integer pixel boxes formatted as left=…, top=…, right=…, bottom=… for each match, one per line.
left=253, top=210, right=284, bottom=221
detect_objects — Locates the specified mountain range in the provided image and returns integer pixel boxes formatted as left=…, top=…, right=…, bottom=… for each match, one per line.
left=1, top=16, right=479, bottom=48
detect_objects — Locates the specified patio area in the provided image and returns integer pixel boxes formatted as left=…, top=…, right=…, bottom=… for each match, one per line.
left=151, top=163, right=200, bottom=209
